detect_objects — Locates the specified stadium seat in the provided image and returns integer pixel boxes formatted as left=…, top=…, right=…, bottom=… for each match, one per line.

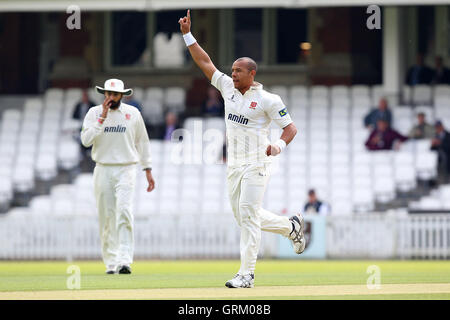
left=330, top=85, right=349, bottom=100
left=0, top=178, right=13, bottom=208
left=417, top=196, right=442, bottom=210
left=415, top=151, right=438, bottom=180
left=58, top=139, right=81, bottom=170
left=142, top=99, right=164, bottom=125
left=12, top=167, right=34, bottom=193
left=310, top=85, right=329, bottom=100
left=374, top=177, right=396, bottom=203
left=65, top=88, right=83, bottom=102
left=394, top=165, right=417, bottom=192
left=412, top=85, right=432, bottom=105
left=35, top=154, right=58, bottom=181
left=331, top=201, right=353, bottom=216
left=351, top=85, right=370, bottom=100
left=372, top=151, right=393, bottom=165
left=394, top=151, right=415, bottom=167
left=352, top=188, right=375, bottom=212
left=29, top=195, right=52, bottom=215
left=164, top=87, right=186, bottom=112
left=88, top=88, right=103, bottom=105
left=310, top=97, right=329, bottom=109
left=45, top=88, right=64, bottom=102
left=132, top=87, right=144, bottom=102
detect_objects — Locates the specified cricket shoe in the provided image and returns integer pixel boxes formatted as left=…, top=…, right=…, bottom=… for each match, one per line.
left=117, top=265, right=132, bottom=274
left=225, top=273, right=254, bottom=288
left=105, top=265, right=117, bottom=274
left=289, top=213, right=306, bottom=254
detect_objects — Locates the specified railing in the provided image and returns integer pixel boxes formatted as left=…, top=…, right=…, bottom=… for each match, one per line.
left=0, top=213, right=276, bottom=260
left=326, top=213, right=450, bottom=259
left=0, top=213, right=449, bottom=260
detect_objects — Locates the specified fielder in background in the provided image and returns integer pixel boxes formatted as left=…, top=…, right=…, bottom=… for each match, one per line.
left=179, top=10, right=306, bottom=288
left=81, top=79, right=155, bottom=275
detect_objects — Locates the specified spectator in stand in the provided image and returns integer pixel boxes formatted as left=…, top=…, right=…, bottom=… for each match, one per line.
left=303, top=189, right=330, bottom=215
left=161, top=111, right=181, bottom=141
left=72, top=90, right=95, bottom=120
left=409, top=112, right=435, bottom=139
left=123, top=94, right=143, bottom=113
left=202, top=87, right=224, bottom=117
left=365, top=119, right=408, bottom=151
left=405, top=53, right=433, bottom=85
left=431, top=56, right=450, bottom=85
left=364, top=98, right=392, bottom=129
left=431, top=120, right=450, bottom=179
left=73, top=90, right=96, bottom=170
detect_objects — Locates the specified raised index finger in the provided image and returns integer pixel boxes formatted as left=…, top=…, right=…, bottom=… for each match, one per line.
left=187, top=9, right=190, bottom=22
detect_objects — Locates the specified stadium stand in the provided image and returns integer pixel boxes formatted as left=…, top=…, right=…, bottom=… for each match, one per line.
left=1, top=84, right=450, bottom=217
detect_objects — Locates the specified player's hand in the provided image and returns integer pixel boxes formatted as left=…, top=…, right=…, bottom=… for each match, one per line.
left=178, top=9, right=191, bottom=34
left=102, top=97, right=113, bottom=112
left=146, top=170, right=155, bottom=192
left=266, top=144, right=281, bottom=157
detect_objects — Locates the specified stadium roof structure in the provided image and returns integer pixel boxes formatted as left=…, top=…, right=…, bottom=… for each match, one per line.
left=1, top=0, right=450, bottom=11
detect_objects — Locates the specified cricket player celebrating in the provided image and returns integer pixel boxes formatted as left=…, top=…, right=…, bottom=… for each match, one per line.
left=81, top=79, right=155, bottom=274
left=179, top=10, right=305, bottom=288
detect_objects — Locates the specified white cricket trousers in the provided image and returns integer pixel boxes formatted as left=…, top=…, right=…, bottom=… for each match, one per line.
left=227, top=163, right=292, bottom=275
left=93, top=163, right=137, bottom=268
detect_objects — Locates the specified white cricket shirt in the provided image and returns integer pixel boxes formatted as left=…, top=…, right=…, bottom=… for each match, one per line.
left=211, top=70, right=293, bottom=167
left=81, top=103, right=152, bottom=168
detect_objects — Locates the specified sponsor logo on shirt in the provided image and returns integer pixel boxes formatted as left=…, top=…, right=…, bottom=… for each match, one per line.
left=125, top=114, right=131, bottom=120
left=104, top=125, right=127, bottom=133
left=278, top=108, right=288, bottom=117
left=249, top=101, right=257, bottom=109
left=227, top=113, right=249, bottom=125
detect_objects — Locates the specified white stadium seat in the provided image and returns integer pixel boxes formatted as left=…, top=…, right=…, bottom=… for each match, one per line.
left=351, top=85, right=370, bottom=100
left=415, top=151, right=438, bottom=180
left=412, top=85, right=432, bottom=105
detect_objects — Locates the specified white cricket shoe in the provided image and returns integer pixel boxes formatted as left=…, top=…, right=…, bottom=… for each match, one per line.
left=225, top=273, right=254, bottom=288
left=289, top=213, right=306, bottom=254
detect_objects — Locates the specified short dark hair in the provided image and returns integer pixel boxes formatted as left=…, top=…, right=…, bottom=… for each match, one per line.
left=235, top=57, right=258, bottom=72
left=308, top=189, right=315, bottom=196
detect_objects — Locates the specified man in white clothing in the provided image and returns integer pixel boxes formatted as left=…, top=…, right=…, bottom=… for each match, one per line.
left=81, top=79, right=155, bottom=274
left=179, top=10, right=305, bottom=288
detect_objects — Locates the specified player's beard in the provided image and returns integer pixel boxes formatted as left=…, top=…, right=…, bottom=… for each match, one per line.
left=109, top=99, right=121, bottom=109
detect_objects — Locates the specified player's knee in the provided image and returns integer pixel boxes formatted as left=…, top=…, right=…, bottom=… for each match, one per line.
left=239, top=203, right=259, bottom=223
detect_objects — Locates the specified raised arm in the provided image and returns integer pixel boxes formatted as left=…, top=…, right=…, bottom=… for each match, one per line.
left=179, top=10, right=217, bottom=81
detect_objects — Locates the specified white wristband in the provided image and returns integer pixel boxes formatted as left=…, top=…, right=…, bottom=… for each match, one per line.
left=274, top=139, right=287, bottom=153
left=183, top=32, right=197, bottom=47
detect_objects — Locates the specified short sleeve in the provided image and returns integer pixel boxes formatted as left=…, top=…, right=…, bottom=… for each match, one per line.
left=265, top=94, right=293, bottom=129
left=211, top=70, right=234, bottom=97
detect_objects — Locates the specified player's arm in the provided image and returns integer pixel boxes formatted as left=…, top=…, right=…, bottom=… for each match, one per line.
left=264, top=96, right=297, bottom=156
left=266, top=123, right=298, bottom=156
left=80, top=97, right=112, bottom=147
left=179, top=10, right=217, bottom=81
left=134, top=112, right=155, bottom=192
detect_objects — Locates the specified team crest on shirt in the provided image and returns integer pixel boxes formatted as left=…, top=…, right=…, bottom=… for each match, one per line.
left=125, top=114, right=131, bottom=120
left=249, top=101, right=257, bottom=109
left=278, top=108, right=288, bottom=117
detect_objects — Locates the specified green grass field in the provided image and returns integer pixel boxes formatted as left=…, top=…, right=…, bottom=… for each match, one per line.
left=0, top=260, right=449, bottom=299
